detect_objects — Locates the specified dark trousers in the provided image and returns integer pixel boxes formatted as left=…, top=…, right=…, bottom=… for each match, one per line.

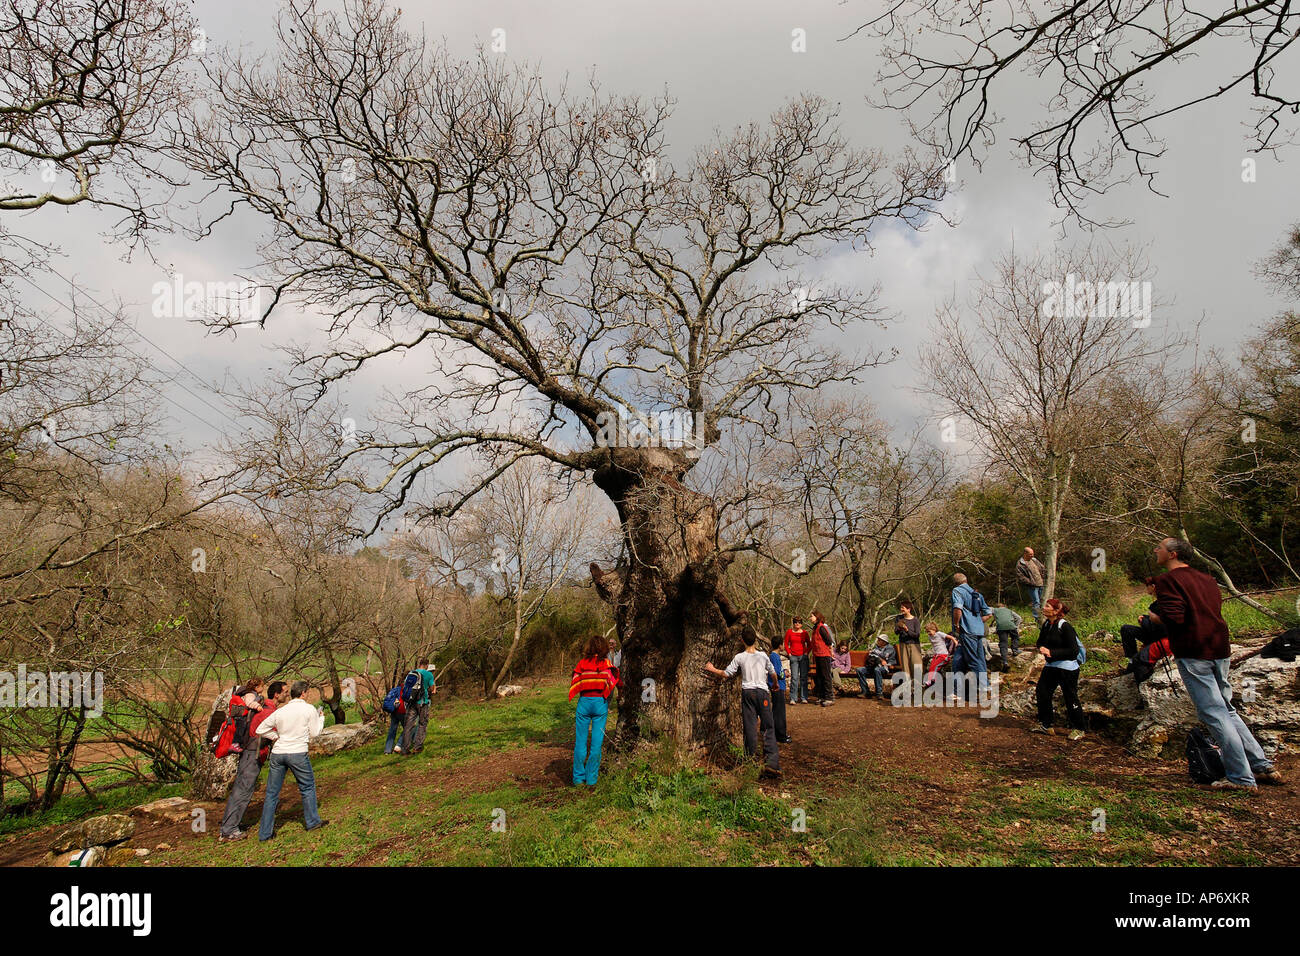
left=219, top=745, right=262, bottom=836
left=401, top=701, right=430, bottom=753
left=997, top=629, right=1021, bottom=663
left=814, top=656, right=833, bottom=700
left=1036, top=666, right=1086, bottom=730
left=1120, top=622, right=1164, bottom=659
left=770, top=688, right=787, bottom=741
left=740, top=687, right=780, bottom=770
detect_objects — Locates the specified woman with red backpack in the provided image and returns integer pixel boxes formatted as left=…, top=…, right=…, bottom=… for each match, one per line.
left=569, top=635, right=620, bottom=786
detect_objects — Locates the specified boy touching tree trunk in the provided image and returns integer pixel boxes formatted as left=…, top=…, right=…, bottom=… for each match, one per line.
left=704, top=632, right=782, bottom=778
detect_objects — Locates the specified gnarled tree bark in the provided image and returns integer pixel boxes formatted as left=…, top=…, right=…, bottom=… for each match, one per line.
left=589, top=447, right=754, bottom=761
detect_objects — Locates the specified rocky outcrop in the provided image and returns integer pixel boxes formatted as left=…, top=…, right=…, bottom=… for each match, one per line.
left=50, top=813, right=135, bottom=853
left=44, top=813, right=137, bottom=866
left=1000, top=639, right=1300, bottom=759
left=309, top=721, right=379, bottom=756
left=496, top=684, right=525, bottom=698
left=132, top=796, right=196, bottom=823
left=44, top=846, right=104, bottom=867
left=190, top=751, right=241, bottom=801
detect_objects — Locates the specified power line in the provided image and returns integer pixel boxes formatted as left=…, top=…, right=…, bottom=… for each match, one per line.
left=42, top=261, right=251, bottom=427
left=12, top=273, right=238, bottom=439
left=12, top=271, right=247, bottom=439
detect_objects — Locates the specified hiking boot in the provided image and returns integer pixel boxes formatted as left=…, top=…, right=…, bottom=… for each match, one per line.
left=821, top=700, right=834, bottom=707
left=393, top=745, right=402, bottom=753
left=307, top=820, right=331, bottom=832
left=1030, top=724, right=1052, bottom=735
left=1067, top=730, right=1085, bottom=741
left=1256, top=770, right=1285, bottom=786
left=761, top=766, right=782, bottom=779
left=1209, top=779, right=1257, bottom=792
left=219, top=829, right=247, bottom=843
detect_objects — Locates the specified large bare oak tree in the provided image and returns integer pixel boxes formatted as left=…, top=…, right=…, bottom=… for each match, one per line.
left=177, top=0, right=946, bottom=758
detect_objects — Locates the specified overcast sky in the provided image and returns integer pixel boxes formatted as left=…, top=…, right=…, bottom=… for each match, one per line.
left=13, top=0, right=1300, bottom=500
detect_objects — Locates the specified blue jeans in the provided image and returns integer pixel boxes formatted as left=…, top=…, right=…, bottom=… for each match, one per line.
left=789, top=655, right=809, bottom=701
left=855, top=665, right=889, bottom=695
left=384, top=712, right=402, bottom=753
left=258, top=751, right=322, bottom=841
left=1025, top=586, right=1043, bottom=619
left=954, top=633, right=988, bottom=691
left=1177, top=658, right=1273, bottom=786
left=573, top=696, right=608, bottom=785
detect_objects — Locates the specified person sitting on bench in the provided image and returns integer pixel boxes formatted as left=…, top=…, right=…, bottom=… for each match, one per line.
left=831, top=640, right=853, bottom=695
left=856, top=635, right=897, bottom=698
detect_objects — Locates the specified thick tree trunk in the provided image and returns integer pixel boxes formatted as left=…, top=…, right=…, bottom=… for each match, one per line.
left=1043, top=530, right=1059, bottom=603
left=589, top=448, right=746, bottom=763
left=847, top=550, right=868, bottom=642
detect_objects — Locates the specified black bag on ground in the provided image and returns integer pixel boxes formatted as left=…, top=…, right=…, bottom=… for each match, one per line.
left=1186, top=726, right=1225, bottom=784
left=1260, top=629, right=1300, bottom=663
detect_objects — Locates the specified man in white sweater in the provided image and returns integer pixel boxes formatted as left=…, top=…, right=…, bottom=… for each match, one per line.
left=256, top=681, right=328, bottom=842
left=703, top=630, right=782, bottom=777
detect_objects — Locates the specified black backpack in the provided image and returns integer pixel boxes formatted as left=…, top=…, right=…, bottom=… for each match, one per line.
left=1186, top=727, right=1225, bottom=784
left=1260, top=629, right=1300, bottom=663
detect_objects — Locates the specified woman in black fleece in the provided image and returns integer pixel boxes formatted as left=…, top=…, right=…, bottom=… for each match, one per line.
left=1033, top=598, right=1087, bottom=738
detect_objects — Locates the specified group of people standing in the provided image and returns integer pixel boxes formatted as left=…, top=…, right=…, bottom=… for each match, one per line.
left=383, top=659, right=438, bottom=756
left=778, top=612, right=838, bottom=706
left=550, top=535, right=1282, bottom=793
left=217, top=530, right=1283, bottom=856
left=218, top=679, right=330, bottom=843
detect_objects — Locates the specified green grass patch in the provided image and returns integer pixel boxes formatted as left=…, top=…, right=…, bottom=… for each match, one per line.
left=0, top=780, right=185, bottom=840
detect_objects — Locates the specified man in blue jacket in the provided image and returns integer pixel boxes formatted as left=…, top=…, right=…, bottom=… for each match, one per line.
left=950, top=573, right=989, bottom=695
left=768, top=638, right=790, bottom=744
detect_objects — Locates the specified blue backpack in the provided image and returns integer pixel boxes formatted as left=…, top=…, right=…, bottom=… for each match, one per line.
left=1075, top=638, right=1087, bottom=665
left=382, top=685, right=405, bottom=715
left=400, top=669, right=423, bottom=705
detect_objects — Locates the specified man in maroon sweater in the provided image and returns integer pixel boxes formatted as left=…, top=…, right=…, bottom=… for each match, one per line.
left=1150, top=538, right=1283, bottom=790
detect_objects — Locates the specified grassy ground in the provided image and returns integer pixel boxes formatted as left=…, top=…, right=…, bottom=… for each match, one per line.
left=103, top=683, right=1291, bottom=868
left=0, top=778, right=184, bottom=840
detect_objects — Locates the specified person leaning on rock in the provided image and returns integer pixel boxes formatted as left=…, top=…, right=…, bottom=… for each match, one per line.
left=1149, top=537, right=1283, bottom=791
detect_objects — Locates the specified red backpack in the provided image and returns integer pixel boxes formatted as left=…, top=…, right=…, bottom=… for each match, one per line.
left=212, top=692, right=252, bottom=758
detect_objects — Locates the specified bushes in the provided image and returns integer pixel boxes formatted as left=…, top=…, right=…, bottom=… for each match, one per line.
left=1051, top=565, right=1132, bottom=619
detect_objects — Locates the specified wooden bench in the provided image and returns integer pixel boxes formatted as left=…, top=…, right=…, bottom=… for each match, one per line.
left=790, top=649, right=908, bottom=697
